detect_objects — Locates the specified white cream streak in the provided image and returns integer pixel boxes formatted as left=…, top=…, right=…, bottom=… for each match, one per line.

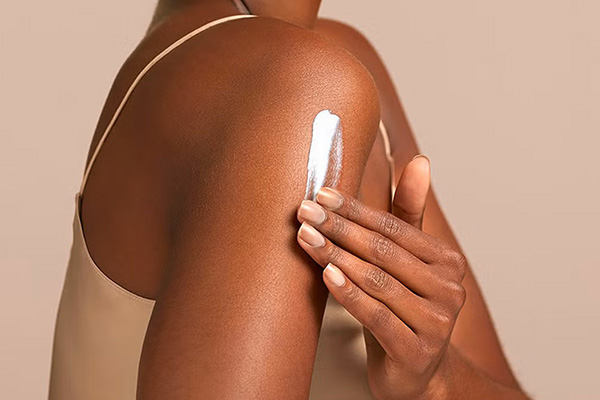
left=304, top=110, right=344, bottom=200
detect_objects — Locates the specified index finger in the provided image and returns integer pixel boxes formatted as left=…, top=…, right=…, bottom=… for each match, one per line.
left=315, top=187, right=448, bottom=263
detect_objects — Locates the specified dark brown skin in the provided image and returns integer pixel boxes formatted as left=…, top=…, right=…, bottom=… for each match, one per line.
left=296, top=161, right=529, bottom=399
left=312, top=18, right=529, bottom=392
left=83, top=2, right=380, bottom=398
left=78, top=0, right=529, bottom=398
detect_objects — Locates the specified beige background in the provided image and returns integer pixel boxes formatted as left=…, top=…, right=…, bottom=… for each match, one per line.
left=1, top=1, right=599, bottom=399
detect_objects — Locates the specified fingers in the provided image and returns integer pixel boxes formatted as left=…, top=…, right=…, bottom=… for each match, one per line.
left=297, top=222, right=432, bottom=330
left=295, top=179, right=469, bottom=371
left=393, top=155, right=431, bottom=229
left=321, top=263, right=417, bottom=361
left=315, top=187, right=449, bottom=263
left=297, top=201, right=438, bottom=297
left=322, top=264, right=464, bottom=372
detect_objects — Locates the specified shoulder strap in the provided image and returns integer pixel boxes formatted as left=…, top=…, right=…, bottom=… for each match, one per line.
left=379, top=120, right=397, bottom=200
left=79, top=13, right=257, bottom=194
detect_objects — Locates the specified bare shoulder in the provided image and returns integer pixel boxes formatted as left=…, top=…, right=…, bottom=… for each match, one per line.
left=80, top=14, right=382, bottom=302
left=135, top=16, right=380, bottom=150
left=139, top=15, right=384, bottom=224
left=135, top=17, right=386, bottom=400
left=314, top=18, right=421, bottom=165
left=312, top=18, right=396, bottom=99
left=313, top=18, right=381, bottom=64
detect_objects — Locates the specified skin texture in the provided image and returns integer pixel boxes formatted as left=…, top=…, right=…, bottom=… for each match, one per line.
left=136, top=24, right=380, bottom=398
left=298, top=183, right=469, bottom=400
left=77, top=0, right=528, bottom=398
left=81, top=6, right=382, bottom=399
left=313, top=18, right=524, bottom=389
left=296, top=175, right=530, bottom=399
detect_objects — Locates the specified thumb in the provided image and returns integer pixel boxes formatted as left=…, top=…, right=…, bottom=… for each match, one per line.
left=392, top=154, right=431, bottom=230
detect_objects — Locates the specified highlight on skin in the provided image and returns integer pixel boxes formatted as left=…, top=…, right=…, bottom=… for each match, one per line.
left=304, top=110, right=344, bottom=200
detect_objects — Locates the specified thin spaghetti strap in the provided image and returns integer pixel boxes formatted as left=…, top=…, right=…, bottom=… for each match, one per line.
left=379, top=120, right=397, bottom=201
left=79, top=13, right=256, bottom=194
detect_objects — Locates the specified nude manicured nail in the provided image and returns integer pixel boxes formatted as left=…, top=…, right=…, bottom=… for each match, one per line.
left=412, top=153, right=430, bottom=162
left=316, top=188, right=344, bottom=210
left=324, top=263, right=345, bottom=287
left=298, top=222, right=325, bottom=247
left=298, top=200, right=326, bottom=225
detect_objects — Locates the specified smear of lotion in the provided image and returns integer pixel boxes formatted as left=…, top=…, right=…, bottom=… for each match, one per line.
left=304, top=110, right=344, bottom=200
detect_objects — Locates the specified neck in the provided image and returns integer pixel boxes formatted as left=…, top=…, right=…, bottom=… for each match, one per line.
left=154, top=0, right=321, bottom=28
left=243, top=0, right=321, bottom=28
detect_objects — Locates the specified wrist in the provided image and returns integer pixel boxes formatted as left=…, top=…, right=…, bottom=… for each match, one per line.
left=417, top=345, right=493, bottom=400
left=418, top=346, right=530, bottom=400
left=417, top=348, right=457, bottom=400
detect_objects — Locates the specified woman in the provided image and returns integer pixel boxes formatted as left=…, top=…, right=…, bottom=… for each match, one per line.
left=49, top=0, right=531, bottom=399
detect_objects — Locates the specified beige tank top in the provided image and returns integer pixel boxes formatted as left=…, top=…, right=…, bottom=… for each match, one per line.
left=49, top=13, right=397, bottom=400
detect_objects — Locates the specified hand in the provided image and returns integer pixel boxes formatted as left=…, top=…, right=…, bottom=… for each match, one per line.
left=296, top=156, right=468, bottom=400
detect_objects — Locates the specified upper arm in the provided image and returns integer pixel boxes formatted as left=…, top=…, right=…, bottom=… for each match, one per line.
left=136, top=20, right=380, bottom=399
left=314, top=19, right=522, bottom=388
left=314, top=19, right=419, bottom=168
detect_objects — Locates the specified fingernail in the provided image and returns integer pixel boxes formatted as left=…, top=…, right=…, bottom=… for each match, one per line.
left=324, top=263, right=345, bottom=287
left=316, top=187, right=344, bottom=210
left=298, top=222, right=325, bottom=247
left=412, top=154, right=430, bottom=163
left=297, top=200, right=326, bottom=225
left=411, top=154, right=431, bottom=176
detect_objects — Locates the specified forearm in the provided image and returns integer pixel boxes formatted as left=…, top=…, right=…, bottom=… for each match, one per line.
left=425, top=346, right=531, bottom=400
left=423, top=193, right=521, bottom=388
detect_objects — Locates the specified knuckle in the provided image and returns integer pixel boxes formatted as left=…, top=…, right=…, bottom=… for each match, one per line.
left=369, top=234, right=395, bottom=263
left=434, top=311, right=454, bottom=331
left=449, top=283, right=467, bottom=309
left=324, top=242, right=342, bottom=263
left=328, top=214, right=348, bottom=237
left=431, top=279, right=466, bottom=313
left=377, top=213, right=403, bottom=238
left=363, top=267, right=392, bottom=293
left=426, top=307, right=455, bottom=339
left=345, top=197, right=361, bottom=221
left=343, top=283, right=362, bottom=304
left=443, top=248, right=468, bottom=278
